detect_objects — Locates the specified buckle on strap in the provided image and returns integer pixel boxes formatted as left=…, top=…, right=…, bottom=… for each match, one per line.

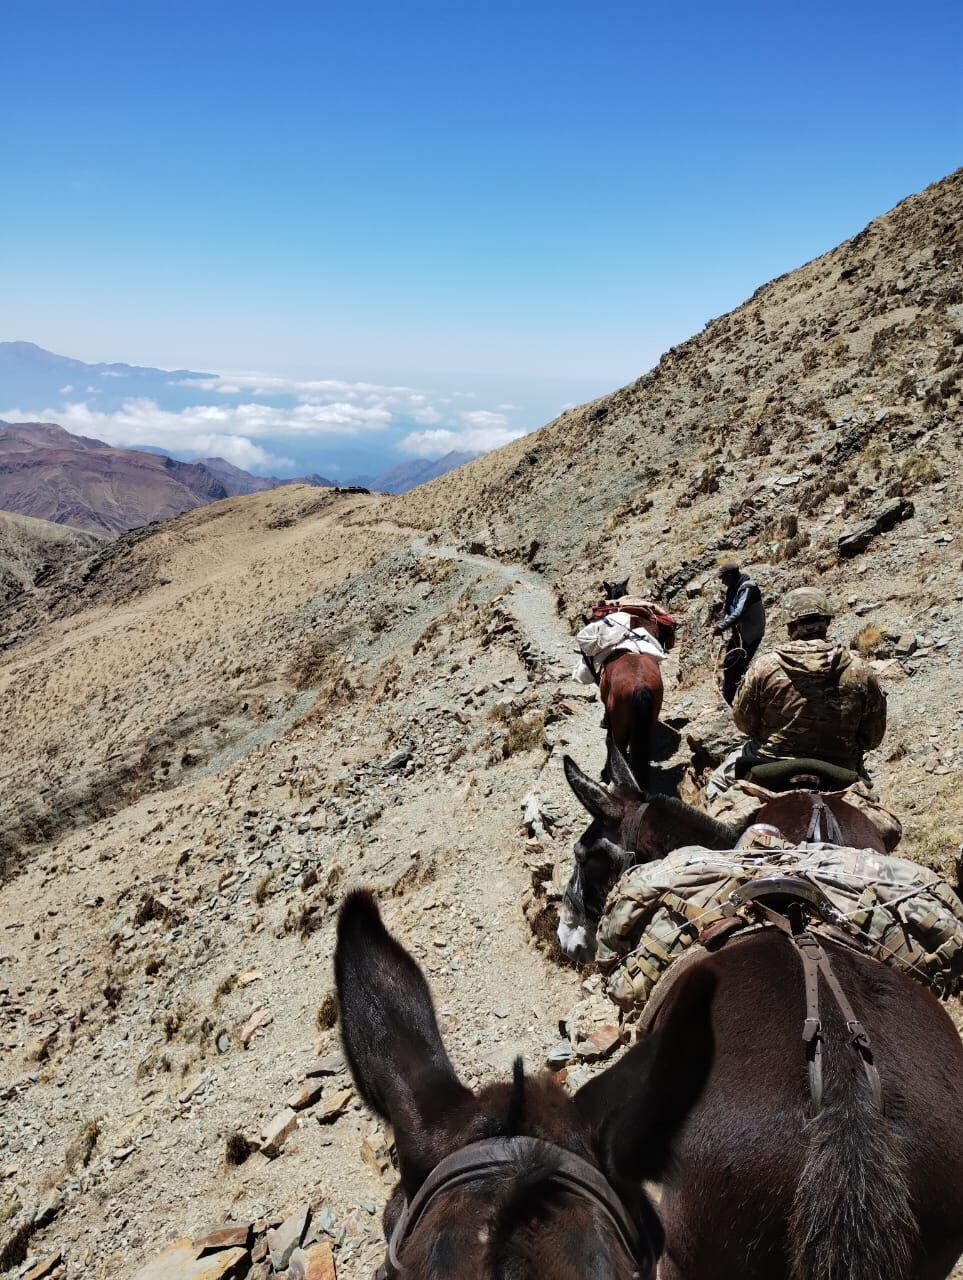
left=802, top=1017, right=821, bottom=1043
left=846, top=1019, right=872, bottom=1052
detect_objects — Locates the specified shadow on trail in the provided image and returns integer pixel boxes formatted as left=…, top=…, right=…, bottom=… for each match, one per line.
left=652, top=720, right=681, bottom=761
left=648, top=760, right=687, bottom=797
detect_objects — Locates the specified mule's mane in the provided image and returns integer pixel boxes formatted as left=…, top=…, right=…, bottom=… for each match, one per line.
left=645, top=793, right=741, bottom=848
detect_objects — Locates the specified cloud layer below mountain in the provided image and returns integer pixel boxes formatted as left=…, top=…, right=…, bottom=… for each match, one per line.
left=2, top=370, right=527, bottom=474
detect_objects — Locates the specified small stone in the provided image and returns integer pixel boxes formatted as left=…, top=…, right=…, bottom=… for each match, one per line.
left=360, top=1135, right=391, bottom=1177
left=267, top=1205, right=312, bottom=1270
left=546, top=1041, right=575, bottom=1070
left=287, top=1081, right=324, bottom=1111
left=479, top=1045, right=519, bottom=1074
left=237, top=969, right=263, bottom=987
left=23, top=1253, right=63, bottom=1280
left=382, top=749, right=411, bottom=771
left=240, top=1007, right=273, bottom=1047
left=130, top=1242, right=248, bottom=1280
left=216, top=1032, right=232, bottom=1055
left=260, top=1107, right=300, bottom=1156
left=305, top=1051, right=346, bottom=1078
left=299, top=1240, right=337, bottom=1280
left=195, top=1224, right=251, bottom=1254
left=575, top=1024, right=623, bottom=1061
left=318, top=1089, right=353, bottom=1123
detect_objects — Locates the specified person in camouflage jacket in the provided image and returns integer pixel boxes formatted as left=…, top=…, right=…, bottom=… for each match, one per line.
left=732, top=587, right=886, bottom=775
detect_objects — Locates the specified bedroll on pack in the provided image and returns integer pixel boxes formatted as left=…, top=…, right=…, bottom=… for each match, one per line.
left=572, top=611, right=667, bottom=685
left=597, top=843, right=963, bottom=1014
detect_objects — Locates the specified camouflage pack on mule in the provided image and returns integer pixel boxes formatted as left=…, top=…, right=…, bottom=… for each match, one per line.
left=597, top=844, right=963, bottom=1014
left=708, top=776, right=903, bottom=851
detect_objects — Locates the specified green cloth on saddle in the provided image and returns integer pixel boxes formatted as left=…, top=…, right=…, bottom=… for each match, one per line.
left=597, top=844, right=963, bottom=1014
left=747, top=757, right=859, bottom=788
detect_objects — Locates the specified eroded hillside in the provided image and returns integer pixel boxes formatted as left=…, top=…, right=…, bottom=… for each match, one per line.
left=2, top=169, right=963, bottom=1280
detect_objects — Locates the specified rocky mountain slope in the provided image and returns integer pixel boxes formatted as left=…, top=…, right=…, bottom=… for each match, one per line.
left=0, top=511, right=104, bottom=605
left=1, top=170, right=963, bottom=1280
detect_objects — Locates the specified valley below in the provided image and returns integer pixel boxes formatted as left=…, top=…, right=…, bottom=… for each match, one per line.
left=3, top=167, right=963, bottom=1280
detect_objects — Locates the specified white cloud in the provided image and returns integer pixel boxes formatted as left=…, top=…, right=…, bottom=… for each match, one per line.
left=399, top=420, right=524, bottom=458
left=408, top=405, right=443, bottom=425
left=181, top=372, right=417, bottom=402
left=459, top=408, right=509, bottom=429
left=0, top=399, right=329, bottom=474
left=3, top=369, right=524, bottom=475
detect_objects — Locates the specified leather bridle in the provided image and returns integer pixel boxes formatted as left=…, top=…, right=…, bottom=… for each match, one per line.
left=374, top=1134, right=653, bottom=1279
left=564, top=803, right=650, bottom=927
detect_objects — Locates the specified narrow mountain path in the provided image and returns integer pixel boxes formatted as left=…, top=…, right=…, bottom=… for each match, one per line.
left=410, top=534, right=574, bottom=672
left=409, top=534, right=609, bottom=784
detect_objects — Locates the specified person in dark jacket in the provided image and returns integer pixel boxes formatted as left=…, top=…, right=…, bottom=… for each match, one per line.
left=712, top=562, right=765, bottom=705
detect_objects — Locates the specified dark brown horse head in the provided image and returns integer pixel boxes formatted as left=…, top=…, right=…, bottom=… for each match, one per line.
left=335, top=890, right=715, bottom=1279
left=601, top=577, right=630, bottom=600
left=558, top=748, right=739, bottom=962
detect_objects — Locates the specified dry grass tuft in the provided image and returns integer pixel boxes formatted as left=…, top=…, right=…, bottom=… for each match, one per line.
left=284, top=900, right=325, bottom=939
left=0, top=1219, right=34, bottom=1272
left=899, top=451, right=940, bottom=492
left=287, top=637, right=341, bottom=688
left=316, top=992, right=339, bottom=1032
left=224, top=1131, right=255, bottom=1166
left=501, top=711, right=546, bottom=758
left=852, top=624, right=884, bottom=657
left=65, top=1119, right=101, bottom=1171
left=903, top=814, right=963, bottom=880
left=213, top=972, right=237, bottom=1003
left=254, top=871, right=276, bottom=906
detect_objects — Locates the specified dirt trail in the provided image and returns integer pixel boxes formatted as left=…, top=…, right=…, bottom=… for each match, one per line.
left=411, top=535, right=575, bottom=670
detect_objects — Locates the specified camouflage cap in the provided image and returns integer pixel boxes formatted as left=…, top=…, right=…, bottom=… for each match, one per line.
left=716, top=561, right=740, bottom=579
left=784, top=586, right=834, bottom=622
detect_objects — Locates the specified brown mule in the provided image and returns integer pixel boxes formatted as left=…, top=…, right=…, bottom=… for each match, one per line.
left=557, top=748, right=892, bottom=963
left=751, top=789, right=888, bottom=852
left=599, top=645, right=664, bottom=789
left=559, top=751, right=963, bottom=1280
left=334, top=890, right=715, bottom=1279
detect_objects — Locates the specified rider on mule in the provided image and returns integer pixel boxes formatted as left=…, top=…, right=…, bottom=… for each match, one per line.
left=733, top=586, right=886, bottom=774
left=708, top=587, right=899, bottom=847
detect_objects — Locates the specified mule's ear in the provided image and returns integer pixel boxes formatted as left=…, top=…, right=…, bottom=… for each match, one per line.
left=608, top=743, right=645, bottom=801
left=574, top=967, right=715, bottom=1183
left=563, top=755, right=622, bottom=821
left=335, top=891, right=471, bottom=1189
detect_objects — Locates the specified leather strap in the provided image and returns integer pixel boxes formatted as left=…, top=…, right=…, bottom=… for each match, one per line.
left=624, top=801, right=650, bottom=859
left=806, top=795, right=845, bottom=844
left=374, top=1135, right=651, bottom=1278
left=793, top=928, right=883, bottom=1112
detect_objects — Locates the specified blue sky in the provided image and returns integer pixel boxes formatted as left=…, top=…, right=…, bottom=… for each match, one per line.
left=2, top=0, right=961, bottom=474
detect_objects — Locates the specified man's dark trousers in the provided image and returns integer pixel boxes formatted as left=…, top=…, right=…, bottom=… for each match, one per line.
left=722, top=635, right=759, bottom=705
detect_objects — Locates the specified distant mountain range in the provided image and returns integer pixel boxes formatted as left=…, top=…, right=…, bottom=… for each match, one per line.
left=0, top=418, right=473, bottom=535
left=350, top=451, right=475, bottom=495
left=0, top=421, right=334, bottom=535
left=0, top=343, right=478, bottom=526
left=0, top=340, right=214, bottom=409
